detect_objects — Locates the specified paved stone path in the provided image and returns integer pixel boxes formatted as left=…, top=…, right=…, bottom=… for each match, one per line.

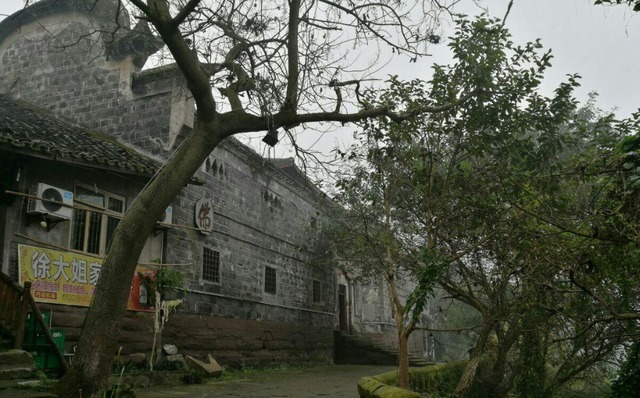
left=135, top=365, right=396, bottom=398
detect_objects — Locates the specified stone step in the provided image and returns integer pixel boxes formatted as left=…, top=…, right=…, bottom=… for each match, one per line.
left=0, top=364, right=36, bottom=380
left=339, top=333, right=434, bottom=367
left=0, top=350, right=36, bottom=381
left=0, top=379, right=56, bottom=397
left=0, top=350, right=33, bottom=366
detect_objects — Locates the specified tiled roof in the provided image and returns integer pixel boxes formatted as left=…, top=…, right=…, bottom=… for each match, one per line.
left=0, top=95, right=160, bottom=176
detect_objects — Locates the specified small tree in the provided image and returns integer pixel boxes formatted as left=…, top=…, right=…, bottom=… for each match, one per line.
left=328, top=15, right=636, bottom=395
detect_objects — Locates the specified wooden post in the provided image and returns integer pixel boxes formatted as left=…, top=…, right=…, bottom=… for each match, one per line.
left=14, top=282, right=31, bottom=349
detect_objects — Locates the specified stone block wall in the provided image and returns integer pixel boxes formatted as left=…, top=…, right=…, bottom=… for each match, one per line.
left=0, top=17, right=125, bottom=129
left=165, top=139, right=336, bottom=325
left=0, top=13, right=176, bottom=158
left=0, top=1, right=338, bottom=367
left=164, top=313, right=333, bottom=367
left=38, top=303, right=155, bottom=358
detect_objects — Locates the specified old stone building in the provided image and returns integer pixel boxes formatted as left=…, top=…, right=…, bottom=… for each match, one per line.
left=0, top=0, right=430, bottom=367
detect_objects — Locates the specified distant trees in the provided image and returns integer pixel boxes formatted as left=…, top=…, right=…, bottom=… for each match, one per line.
left=330, top=15, right=640, bottom=396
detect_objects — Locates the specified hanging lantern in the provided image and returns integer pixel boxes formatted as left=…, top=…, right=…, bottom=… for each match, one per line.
left=262, top=128, right=279, bottom=147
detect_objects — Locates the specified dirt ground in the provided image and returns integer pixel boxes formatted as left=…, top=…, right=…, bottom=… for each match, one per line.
left=134, top=364, right=396, bottom=398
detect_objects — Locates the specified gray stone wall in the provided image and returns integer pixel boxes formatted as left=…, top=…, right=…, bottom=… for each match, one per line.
left=163, top=313, right=333, bottom=367
left=38, top=303, right=155, bottom=359
left=0, top=2, right=336, bottom=364
left=0, top=14, right=173, bottom=157
left=166, top=139, right=336, bottom=329
left=0, top=17, right=126, bottom=129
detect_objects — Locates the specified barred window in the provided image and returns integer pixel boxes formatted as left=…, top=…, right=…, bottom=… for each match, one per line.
left=202, top=248, right=220, bottom=283
left=312, top=280, right=321, bottom=303
left=71, top=185, right=124, bottom=255
left=264, top=266, right=276, bottom=295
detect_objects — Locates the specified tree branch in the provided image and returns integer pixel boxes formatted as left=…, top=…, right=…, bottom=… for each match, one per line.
left=172, top=0, right=202, bottom=27
left=145, top=0, right=217, bottom=116
left=283, top=0, right=301, bottom=111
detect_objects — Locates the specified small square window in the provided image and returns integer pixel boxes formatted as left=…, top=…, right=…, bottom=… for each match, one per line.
left=202, top=248, right=220, bottom=283
left=264, top=266, right=276, bottom=295
left=312, top=280, right=321, bottom=303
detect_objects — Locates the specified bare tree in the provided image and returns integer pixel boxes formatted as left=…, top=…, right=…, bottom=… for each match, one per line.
left=27, top=0, right=477, bottom=396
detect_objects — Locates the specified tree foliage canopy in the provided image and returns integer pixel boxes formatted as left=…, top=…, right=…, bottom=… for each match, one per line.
left=329, top=14, right=640, bottom=397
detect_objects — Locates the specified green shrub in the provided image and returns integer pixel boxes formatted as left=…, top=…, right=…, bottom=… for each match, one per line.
left=610, top=343, right=640, bottom=398
left=183, top=369, right=207, bottom=384
left=358, top=361, right=491, bottom=398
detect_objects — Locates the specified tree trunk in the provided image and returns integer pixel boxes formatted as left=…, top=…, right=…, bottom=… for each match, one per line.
left=454, top=323, right=490, bottom=398
left=397, top=330, right=411, bottom=389
left=53, top=122, right=225, bottom=397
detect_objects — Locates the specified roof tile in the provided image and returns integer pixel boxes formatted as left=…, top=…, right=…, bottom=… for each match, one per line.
left=0, top=95, right=160, bottom=176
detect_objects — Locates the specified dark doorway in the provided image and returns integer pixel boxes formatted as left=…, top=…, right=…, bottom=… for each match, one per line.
left=338, top=284, right=348, bottom=332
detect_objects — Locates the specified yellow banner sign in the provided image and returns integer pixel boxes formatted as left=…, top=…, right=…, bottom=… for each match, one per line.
left=18, top=244, right=155, bottom=311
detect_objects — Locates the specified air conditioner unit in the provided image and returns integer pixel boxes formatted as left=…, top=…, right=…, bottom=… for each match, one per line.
left=159, top=206, right=173, bottom=225
left=27, top=183, right=74, bottom=220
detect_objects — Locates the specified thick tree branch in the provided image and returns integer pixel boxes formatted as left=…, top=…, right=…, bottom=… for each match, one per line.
left=172, top=0, right=202, bottom=27
left=283, top=0, right=301, bottom=111
left=145, top=0, right=217, bottom=117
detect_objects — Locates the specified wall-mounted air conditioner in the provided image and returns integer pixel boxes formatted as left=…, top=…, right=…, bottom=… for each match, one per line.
left=27, top=183, right=74, bottom=219
left=159, top=206, right=173, bottom=225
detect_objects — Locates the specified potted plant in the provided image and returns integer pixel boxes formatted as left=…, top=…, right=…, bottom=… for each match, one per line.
left=155, top=266, right=186, bottom=301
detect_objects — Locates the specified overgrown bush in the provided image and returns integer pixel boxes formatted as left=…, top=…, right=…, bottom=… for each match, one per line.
left=610, top=342, right=640, bottom=398
left=359, top=361, right=491, bottom=398
left=409, top=360, right=490, bottom=397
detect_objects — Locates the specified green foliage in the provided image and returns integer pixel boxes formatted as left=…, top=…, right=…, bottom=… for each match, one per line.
left=155, top=357, right=187, bottom=371
left=182, top=369, right=207, bottom=384
left=610, top=343, right=640, bottom=397
left=154, top=266, right=186, bottom=296
left=111, top=357, right=142, bottom=374
left=332, top=13, right=640, bottom=398
left=358, top=361, right=490, bottom=397
left=138, top=266, right=187, bottom=306
left=404, top=250, right=449, bottom=324
left=595, top=0, right=640, bottom=12
left=409, top=361, right=468, bottom=396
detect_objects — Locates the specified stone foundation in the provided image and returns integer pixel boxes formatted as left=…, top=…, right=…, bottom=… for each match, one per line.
left=163, top=313, right=334, bottom=368
left=38, top=303, right=154, bottom=357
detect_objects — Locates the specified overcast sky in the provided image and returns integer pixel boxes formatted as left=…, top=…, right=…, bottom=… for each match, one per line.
left=2, top=0, right=639, bottom=162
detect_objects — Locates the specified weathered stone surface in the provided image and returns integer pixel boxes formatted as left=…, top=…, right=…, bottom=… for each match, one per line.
left=0, top=351, right=35, bottom=383
left=0, top=350, right=33, bottom=366
left=122, top=352, right=146, bottom=367
left=165, top=314, right=333, bottom=367
left=0, top=1, right=340, bottom=370
left=0, top=365, right=36, bottom=381
left=107, top=370, right=190, bottom=390
left=184, top=354, right=223, bottom=377
left=357, top=376, right=421, bottom=398
left=33, top=303, right=156, bottom=356
left=163, top=344, right=178, bottom=355
left=163, top=354, right=187, bottom=369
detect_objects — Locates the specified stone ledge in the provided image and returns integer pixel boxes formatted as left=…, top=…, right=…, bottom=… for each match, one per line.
left=357, top=374, right=421, bottom=398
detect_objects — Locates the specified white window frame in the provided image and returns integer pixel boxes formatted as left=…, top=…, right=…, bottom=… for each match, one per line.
left=70, top=183, right=125, bottom=256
